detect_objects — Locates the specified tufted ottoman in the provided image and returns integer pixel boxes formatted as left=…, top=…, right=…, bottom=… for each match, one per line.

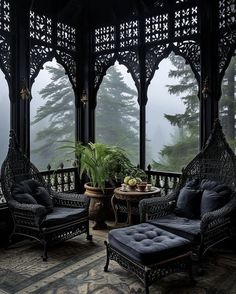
left=104, top=223, right=194, bottom=294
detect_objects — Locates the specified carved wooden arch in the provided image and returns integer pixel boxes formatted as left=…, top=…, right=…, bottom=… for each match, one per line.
left=30, top=47, right=76, bottom=94
left=93, top=56, right=139, bottom=109
left=0, top=35, right=11, bottom=87
left=145, top=43, right=200, bottom=98
left=93, top=53, right=116, bottom=97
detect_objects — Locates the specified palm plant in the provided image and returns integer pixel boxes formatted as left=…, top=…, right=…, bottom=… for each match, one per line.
left=60, top=141, right=145, bottom=190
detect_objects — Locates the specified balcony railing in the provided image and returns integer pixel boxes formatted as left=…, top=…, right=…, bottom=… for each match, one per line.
left=0, top=165, right=181, bottom=207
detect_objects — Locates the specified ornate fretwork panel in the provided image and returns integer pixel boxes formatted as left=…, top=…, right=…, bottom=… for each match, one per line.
left=56, top=50, right=76, bottom=89
left=174, top=6, right=198, bottom=38
left=0, top=0, right=10, bottom=32
left=145, top=44, right=169, bottom=84
left=94, top=26, right=115, bottom=53
left=219, top=0, right=236, bottom=29
left=145, top=14, right=168, bottom=44
left=0, top=35, right=11, bottom=79
left=176, top=0, right=189, bottom=3
left=29, top=11, right=52, bottom=44
left=94, top=53, right=115, bottom=91
left=118, top=50, right=139, bottom=87
left=57, top=22, right=76, bottom=52
left=219, top=31, right=236, bottom=74
left=174, top=40, right=200, bottom=79
left=30, top=45, right=53, bottom=84
left=120, top=20, right=139, bottom=48
left=218, top=0, right=236, bottom=75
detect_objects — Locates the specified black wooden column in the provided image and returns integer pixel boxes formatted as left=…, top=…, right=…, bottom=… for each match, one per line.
left=10, top=0, right=31, bottom=156
left=76, top=3, right=93, bottom=144
left=199, top=0, right=219, bottom=147
left=138, top=5, right=147, bottom=170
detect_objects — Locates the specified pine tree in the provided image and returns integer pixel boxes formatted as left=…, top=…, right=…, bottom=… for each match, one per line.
left=152, top=54, right=236, bottom=172
left=31, top=64, right=139, bottom=168
left=152, top=53, right=199, bottom=172
left=31, top=64, right=75, bottom=169
left=96, top=66, right=139, bottom=163
left=219, top=56, right=236, bottom=149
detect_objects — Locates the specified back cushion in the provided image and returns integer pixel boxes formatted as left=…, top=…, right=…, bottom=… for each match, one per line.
left=175, top=187, right=202, bottom=219
left=201, top=190, right=230, bottom=217
left=14, top=193, right=38, bottom=205
left=33, top=186, right=53, bottom=212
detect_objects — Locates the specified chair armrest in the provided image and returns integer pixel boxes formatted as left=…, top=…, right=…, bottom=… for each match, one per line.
left=8, top=200, right=47, bottom=226
left=139, top=192, right=177, bottom=222
left=201, top=196, right=236, bottom=232
left=52, top=192, right=90, bottom=209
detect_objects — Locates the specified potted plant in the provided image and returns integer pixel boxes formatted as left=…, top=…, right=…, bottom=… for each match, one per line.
left=61, top=141, right=146, bottom=229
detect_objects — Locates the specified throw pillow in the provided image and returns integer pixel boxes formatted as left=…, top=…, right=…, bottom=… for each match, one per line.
left=200, top=179, right=219, bottom=191
left=200, top=189, right=229, bottom=217
left=33, top=186, right=53, bottom=212
left=12, top=183, right=25, bottom=197
left=175, top=186, right=202, bottom=219
left=21, top=179, right=41, bottom=194
left=185, top=178, right=200, bottom=189
left=13, top=193, right=38, bottom=205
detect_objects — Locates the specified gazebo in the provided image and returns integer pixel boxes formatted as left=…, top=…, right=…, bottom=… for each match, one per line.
left=0, top=0, right=235, bottom=292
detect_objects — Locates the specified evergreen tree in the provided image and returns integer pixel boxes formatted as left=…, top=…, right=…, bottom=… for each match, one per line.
left=96, top=66, right=139, bottom=163
left=152, top=53, right=199, bottom=172
left=32, top=64, right=139, bottom=169
left=31, top=64, right=75, bottom=169
left=153, top=54, right=236, bottom=172
left=219, top=56, right=236, bottom=149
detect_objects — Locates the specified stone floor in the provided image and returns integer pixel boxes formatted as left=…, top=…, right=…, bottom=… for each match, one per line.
left=0, top=221, right=235, bottom=294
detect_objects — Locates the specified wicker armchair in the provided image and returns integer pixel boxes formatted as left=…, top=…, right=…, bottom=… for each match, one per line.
left=1, top=130, right=92, bottom=261
left=139, top=119, right=236, bottom=259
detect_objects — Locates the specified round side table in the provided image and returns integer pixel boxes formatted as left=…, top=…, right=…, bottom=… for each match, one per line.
left=112, top=187, right=161, bottom=225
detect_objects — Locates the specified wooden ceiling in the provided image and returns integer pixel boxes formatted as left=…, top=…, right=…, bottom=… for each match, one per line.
left=30, top=0, right=161, bottom=27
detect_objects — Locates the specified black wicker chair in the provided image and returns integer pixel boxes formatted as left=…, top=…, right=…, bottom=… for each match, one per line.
left=139, top=119, right=236, bottom=260
left=1, top=130, right=92, bottom=261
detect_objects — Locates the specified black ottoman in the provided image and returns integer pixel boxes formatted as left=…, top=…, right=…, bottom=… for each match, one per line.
left=104, top=223, right=194, bottom=294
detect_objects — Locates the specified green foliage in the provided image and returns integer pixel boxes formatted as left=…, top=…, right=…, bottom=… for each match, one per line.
left=59, top=141, right=145, bottom=190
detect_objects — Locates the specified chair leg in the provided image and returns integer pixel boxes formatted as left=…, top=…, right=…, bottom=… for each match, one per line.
left=42, top=240, right=48, bottom=261
left=86, top=223, right=93, bottom=241
left=144, top=271, right=150, bottom=294
left=104, top=241, right=110, bottom=272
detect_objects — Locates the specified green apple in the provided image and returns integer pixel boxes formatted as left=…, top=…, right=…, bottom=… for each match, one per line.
left=124, top=176, right=131, bottom=184
left=128, top=178, right=137, bottom=186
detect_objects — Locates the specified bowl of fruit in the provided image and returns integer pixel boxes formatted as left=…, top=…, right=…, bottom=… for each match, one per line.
left=124, top=176, right=143, bottom=191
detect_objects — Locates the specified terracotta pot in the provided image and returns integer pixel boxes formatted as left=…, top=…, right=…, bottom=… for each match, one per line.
left=84, top=183, right=114, bottom=229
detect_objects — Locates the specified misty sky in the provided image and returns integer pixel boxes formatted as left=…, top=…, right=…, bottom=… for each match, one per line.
left=0, top=57, right=186, bottom=168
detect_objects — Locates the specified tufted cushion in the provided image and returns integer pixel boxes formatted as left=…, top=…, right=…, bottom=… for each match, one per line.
left=108, top=223, right=191, bottom=265
left=148, top=214, right=201, bottom=243
left=33, top=186, right=53, bottom=212
left=200, top=190, right=230, bottom=217
left=175, top=187, right=202, bottom=219
left=13, top=193, right=38, bottom=204
left=41, top=207, right=87, bottom=227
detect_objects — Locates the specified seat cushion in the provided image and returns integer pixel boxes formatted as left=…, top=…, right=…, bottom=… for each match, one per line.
left=41, top=207, right=87, bottom=227
left=148, top=214, right=201, bottom=243
left=108, top=223, right=191, bottom=265
left=175, top=187, right=202, bottom=219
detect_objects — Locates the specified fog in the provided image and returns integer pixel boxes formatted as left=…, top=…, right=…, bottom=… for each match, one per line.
left=0, top=70, right=10, bottom=165
left=0, top=57, right=185, bottom=168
